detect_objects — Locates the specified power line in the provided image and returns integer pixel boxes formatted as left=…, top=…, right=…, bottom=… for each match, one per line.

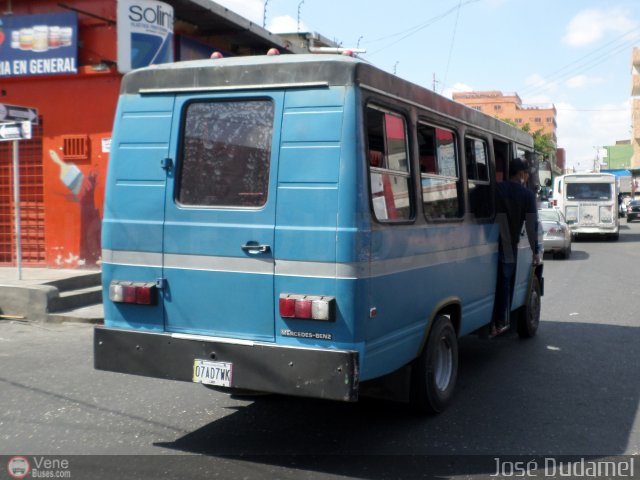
left=518, top=28, right=640, bottom=97
left=364, top=0, right=479, bottom=56
left=441, top=0, right=463, bottom=95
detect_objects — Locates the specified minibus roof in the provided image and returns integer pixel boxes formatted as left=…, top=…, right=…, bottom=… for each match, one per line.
left=564, top=173, right=616, bottom=183
left=121, top=54, right=533, bottom=148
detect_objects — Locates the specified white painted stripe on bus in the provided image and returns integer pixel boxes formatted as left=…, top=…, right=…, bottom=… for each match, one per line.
left=102, top=244, right=496, bottom=279
left=102, top=249, right=162, bottom=267
left=369, top=243, right=496, bottom=277
left=163, top=253, right=273, bottom=275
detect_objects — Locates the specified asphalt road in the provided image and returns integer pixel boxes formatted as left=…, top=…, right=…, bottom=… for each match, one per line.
left=1, top=221, right=640, bottom=479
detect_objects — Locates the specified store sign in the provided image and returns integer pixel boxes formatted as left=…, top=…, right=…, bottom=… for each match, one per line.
left=0, top=103, right=38, bottom=124
left=0, top=121, right=32, bottom=141
left=0, top=12, right=78, bottom=77
left=117, top=0, right=174, bottom=73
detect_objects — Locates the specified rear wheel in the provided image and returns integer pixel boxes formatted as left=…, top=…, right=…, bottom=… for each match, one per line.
left=516, top=276, right=541, bottom=339
left=561, top=244, right=571, bottom=259
left=410, top=315, right=458, bottom=414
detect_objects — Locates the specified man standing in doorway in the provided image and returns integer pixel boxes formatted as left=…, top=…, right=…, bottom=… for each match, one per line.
left=493, top=157, right=540, bottom=336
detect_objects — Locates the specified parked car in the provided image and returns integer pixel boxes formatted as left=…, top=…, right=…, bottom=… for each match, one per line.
left=627, top=200, right=640, bottom=222
left=538, top=208, right=572, bottom=259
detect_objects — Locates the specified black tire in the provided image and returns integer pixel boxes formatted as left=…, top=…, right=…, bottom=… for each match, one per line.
left=516, top=276, right=541, bottom=339
left=410, top=315, right=458, bottom=414
left=561, top=244, right=571, bottom=259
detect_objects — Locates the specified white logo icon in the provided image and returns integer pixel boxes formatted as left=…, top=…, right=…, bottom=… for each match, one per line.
left=7, top=456, right=30, bottom=479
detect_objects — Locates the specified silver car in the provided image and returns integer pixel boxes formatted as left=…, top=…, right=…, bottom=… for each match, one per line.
left=539, top=208, right=572, bottom=259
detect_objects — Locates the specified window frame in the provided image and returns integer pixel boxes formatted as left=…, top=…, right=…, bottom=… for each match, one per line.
left=175, top=98, right=276, bottom=209
left=365, top=103, right=415, bottom=224
left=465, top=134, right=494, bottom=220
left=417, top=120, right=463, bottom=222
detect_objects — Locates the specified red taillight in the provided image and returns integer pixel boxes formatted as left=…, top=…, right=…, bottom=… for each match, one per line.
left=279, top=296, right=296, bottom=317
left=109, top=281, right=158, bottom=305
left=135, top=285, right=155, bottom=305
left=123, top=285, right=137, bottom=303
left=553, top=199, right=557, bottom=206
left=295, top=299, right=313, bottom=319
left=279, top=294, right=336, bottom=321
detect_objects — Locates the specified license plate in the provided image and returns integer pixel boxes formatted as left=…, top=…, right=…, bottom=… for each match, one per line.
left=193, top=359, right=232, bottom=387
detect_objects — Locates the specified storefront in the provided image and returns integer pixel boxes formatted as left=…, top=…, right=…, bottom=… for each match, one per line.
left=0, top=0, right=302, bottom=268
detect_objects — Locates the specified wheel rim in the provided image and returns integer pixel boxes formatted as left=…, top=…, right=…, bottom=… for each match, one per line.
left=434, top=335, right=454, bottom=391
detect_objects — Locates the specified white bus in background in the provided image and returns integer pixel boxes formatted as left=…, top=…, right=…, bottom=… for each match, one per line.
left=552, top=173, right=619, bottom=240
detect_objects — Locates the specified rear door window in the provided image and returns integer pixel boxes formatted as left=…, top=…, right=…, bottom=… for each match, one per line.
left=177, top=100, right=274, bottom=207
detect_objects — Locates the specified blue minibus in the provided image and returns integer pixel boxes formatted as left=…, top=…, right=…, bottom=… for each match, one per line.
left=95, top=53, right=543, bottom=413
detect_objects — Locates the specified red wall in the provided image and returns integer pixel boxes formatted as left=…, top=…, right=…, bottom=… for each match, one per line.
left=2, top=0, right=121, bottom=267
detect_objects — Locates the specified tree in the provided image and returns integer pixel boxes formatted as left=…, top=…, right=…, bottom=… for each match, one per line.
left=500, top=119, right=556, bottom=160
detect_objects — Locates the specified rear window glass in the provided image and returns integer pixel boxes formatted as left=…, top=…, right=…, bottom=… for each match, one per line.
left=177, top=100, right=274, bottom=207
left=566, top=183, right=611, bottom=201
left=539, top=209, right=560, bottom=222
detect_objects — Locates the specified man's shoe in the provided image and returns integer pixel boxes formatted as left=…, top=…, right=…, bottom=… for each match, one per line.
left=490, top=321, right=510, bottom=337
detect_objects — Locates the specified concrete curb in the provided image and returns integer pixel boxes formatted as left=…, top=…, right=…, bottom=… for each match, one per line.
left=0, top=284, right=58, bottom=322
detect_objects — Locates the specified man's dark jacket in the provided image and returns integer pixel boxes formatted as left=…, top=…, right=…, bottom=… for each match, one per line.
left=495, top=180, right=538, bottom=260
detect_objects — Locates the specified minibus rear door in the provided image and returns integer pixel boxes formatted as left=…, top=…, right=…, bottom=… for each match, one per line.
left=161, top=93, right=284, bottom=342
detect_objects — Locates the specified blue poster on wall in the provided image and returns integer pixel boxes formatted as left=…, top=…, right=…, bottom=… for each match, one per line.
left=0, top=12, right=78, bottom=77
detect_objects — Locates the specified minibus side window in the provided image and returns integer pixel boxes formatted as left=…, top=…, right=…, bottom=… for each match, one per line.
left=493, top=139, right=509, bottom=182
left=417, top=123, right=462, bottom=221
left=177, top=100, right=274, bottom=207
left=366, top=106, right=413, bottom=222
left=465, top=136, right=493, bottom=219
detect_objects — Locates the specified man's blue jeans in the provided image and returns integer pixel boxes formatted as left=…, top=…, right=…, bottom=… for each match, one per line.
left=495, top=246, right=517, bottom=326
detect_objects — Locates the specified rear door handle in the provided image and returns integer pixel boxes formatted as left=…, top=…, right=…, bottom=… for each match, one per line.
left=241, top=243, right=271, bottom=254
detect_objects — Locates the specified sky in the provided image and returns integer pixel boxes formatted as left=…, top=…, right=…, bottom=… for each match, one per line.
left=213, top=0, right=640, bottom=171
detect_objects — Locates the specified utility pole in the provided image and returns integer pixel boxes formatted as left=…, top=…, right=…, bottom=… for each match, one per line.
left=262, top=0, right=269, bottom=28
left=432, top=73, right=440, bottom=92
left=297, top=0, right=304, bottom=32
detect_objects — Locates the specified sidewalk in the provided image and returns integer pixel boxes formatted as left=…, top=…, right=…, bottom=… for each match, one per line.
left=0, top=266, right=103, bottom=323
left=0, top=266, right=98, bottom=286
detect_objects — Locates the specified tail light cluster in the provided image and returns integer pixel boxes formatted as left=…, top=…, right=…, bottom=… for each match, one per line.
left=279, top=294, right=336, bottom=322
left=109, top=281, right=158, bottom=305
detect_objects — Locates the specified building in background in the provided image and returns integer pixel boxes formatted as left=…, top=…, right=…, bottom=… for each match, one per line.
left=601, top=140, right=633, bottom=195
left=0, top=0, right=315, bottom=269
left=452, top=90, right=563, bottom=177
left=603, top=140, right=632, bottom=170
left=631, top=48, right=640, bottom=171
